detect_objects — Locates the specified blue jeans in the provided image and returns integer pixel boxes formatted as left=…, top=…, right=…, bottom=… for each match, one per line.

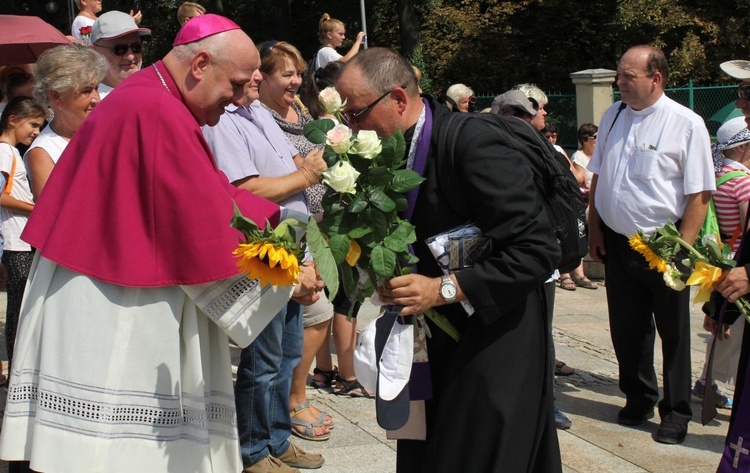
left=236, top=300, right=303, bottom=466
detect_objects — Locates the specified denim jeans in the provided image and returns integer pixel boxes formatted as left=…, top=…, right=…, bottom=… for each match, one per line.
left=235, top=300, right=303, bottom=466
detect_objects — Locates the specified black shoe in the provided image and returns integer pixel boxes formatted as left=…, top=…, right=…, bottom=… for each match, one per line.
left=554, top=407, right=572, bottom=430
left=617, top=404, right=654, bottom=426
left=654, top=420, right=687, bottom=444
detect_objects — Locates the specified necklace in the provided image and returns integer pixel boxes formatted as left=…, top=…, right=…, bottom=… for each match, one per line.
left=152, top=64, right=171, bottom=93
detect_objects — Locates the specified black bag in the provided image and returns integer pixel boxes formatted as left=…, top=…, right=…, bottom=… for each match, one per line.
left=436, top=112, right=588, bottom=273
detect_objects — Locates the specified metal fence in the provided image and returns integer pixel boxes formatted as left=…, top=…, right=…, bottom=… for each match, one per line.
left=477, top=82, right=741, bottom=152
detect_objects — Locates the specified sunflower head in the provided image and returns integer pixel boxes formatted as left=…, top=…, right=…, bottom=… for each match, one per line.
left=629, top=233, right=668, bottom=273
left=234, top=241, right=300, bottom=286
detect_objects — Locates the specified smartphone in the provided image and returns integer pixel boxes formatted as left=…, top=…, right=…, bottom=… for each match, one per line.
left=133, top=0, right=141, bottom=11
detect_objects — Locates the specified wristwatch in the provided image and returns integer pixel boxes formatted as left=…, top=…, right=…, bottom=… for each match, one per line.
left=440, top=275, right=458, bottom=303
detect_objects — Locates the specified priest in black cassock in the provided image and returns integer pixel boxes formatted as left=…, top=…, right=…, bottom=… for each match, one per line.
left=336, top=48, right=562, bottom=473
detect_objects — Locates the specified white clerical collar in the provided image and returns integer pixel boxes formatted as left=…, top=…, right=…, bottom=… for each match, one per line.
left=631, top=92, right=666, bottom=116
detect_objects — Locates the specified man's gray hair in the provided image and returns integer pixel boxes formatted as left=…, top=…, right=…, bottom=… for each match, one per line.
left=34, top=45, right=108, bottom=108
left=172, top=33, right=230, bottom=66
left=515, top=83, right=548, bottom=107
left=344, top=48, right=419, bottom=97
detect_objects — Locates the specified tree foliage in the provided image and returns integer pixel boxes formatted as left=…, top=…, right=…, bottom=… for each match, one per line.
left=2, top=0, right=749, bottom=93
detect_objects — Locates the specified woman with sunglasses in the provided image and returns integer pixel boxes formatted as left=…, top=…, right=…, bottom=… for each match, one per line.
left=25, top=45, right=108, bottom=200
left=557, top=123, right=599, bottom=291
left=258, top=40, right=339, bottom=441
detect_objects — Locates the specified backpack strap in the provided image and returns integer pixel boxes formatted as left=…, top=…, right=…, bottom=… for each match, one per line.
left=435, top=112, right=472, bottom=218
left=0, top=142, right=16, bottom=195
left=716, top=170, right=750, bottom=247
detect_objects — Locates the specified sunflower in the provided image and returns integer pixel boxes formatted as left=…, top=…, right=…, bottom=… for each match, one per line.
left=234, top=241, right=300, bottom=287
left=629, top=234, right=667, bottom=273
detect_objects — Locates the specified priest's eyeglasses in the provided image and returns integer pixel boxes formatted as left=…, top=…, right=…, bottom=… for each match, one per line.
left=739, top=84, right=750, bottom=101
left=343, top=84, right=408, bottom=125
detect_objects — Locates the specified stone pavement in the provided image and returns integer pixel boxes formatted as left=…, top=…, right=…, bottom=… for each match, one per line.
left=0, top=282, right=733, bottom=472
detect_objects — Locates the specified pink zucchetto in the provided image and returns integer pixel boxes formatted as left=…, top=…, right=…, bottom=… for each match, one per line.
left=173, top=13, right=241, bottom=46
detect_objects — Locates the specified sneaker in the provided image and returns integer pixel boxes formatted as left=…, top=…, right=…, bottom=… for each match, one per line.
left=654, top=420, right=688, bottom=445
left=693, top=380, right=733, bottom=409
left=243, top=456, right=300, bottom=473
left=554, top=407, right=572, bottom=430
left=276, top=442, right=324, bottom=469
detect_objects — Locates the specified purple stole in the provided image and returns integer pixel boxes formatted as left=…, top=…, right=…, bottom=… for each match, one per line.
left=403, top=98, right=434, bottom=402
left=718, top=353, right=750, bottom=470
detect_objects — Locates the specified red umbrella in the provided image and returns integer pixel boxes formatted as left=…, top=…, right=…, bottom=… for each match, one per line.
left=0, top=15, right=71, bottom=67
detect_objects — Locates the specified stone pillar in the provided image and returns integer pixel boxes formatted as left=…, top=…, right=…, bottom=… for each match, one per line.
left=570, top=68, right=617, bottom=130
left=570, top=68, right=617, bottom=281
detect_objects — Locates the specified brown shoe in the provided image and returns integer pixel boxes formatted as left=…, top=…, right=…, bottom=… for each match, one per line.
left=243, top=455, right=300, bottom=473
left=276, top=442, right=324, bottom=469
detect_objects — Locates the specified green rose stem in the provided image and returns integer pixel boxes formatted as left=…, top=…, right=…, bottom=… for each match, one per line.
left=394, top=257, right=462, bottom=342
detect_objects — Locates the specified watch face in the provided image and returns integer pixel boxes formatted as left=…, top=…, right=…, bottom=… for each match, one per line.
left=441, top=283, right=457, bottom=299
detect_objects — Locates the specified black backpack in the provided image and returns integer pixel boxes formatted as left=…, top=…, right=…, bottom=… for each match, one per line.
left=435, top=112, right=588, bottom=274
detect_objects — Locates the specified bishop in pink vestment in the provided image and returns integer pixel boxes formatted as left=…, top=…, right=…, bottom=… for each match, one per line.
left=0, top=15, right=298, bottom=473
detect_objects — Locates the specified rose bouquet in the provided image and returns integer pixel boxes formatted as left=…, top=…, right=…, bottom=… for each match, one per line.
left=79, top=26, right=93, bottom=46
left=630, top=221, right=750, bottom=321
left=302, top=87, right=460, bottom=341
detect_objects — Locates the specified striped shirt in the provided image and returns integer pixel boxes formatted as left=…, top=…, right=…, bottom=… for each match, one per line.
left=714, top=159, right=750, bottom=251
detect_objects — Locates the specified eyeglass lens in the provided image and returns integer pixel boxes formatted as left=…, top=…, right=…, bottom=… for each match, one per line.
left=113, top=43, right=143, bottom=55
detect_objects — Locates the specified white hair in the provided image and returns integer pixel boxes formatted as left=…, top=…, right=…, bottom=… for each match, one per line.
left=446, top=83, right=474, bottom=102
left=515, top=83, right=548, bottom=107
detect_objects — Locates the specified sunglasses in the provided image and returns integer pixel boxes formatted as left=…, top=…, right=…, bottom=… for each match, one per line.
left=739, top=84, right=750, bottom=101
left=260, top=40, right=279, bottom=59
left=588, top=134, right=598, bottom=140
left=99, top=42, right=143, bottom=56
left=343, top=84, right=407, bottom=125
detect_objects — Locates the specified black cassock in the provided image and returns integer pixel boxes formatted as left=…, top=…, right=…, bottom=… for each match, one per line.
left=397, top=98, right=562, bottom=473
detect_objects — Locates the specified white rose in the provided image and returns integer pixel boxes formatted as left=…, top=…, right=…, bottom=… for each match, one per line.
left=322, top=161, right=361, bottom=194
left=326, top=124, right=353, bottom=154
left=319, top=87, right=344, bottom=115
left=351, top=130, right=382, bottom=160
left=663, top=264, right=686, bottom=291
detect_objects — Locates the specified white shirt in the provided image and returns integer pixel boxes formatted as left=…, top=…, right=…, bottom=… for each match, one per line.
left=315, top=46, right=342, bottom=70
left=588, top=94, right=714, bottom=237
left=25, top=124, right=68, bottom=166
left=571, top=150, right=593, bottom=189
left=0, top=143, right=34, bottom=251
left=71, top=15, right=95, bottom=43
left=98, top=83, right=114, bottom=100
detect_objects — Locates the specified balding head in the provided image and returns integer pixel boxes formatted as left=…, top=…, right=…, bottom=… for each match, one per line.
left=163, top=28, right=260, bottom=126
left=336, top=48, right=422, bottom=137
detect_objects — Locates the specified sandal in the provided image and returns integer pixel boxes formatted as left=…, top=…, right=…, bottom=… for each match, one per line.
left=573, top=276, right=598, bottom=290
left=334, top=376, right=374, bottom=398
left=555, top=360, right=575, bottom=376
left=290, top=403, right=331, bottom=441
left=558, top=276, right=576, bottom=291
left=310, top=367, right=338, bottom=389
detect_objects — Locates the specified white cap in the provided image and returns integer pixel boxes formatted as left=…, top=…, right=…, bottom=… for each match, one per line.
left=353, top=311, right=413, bottom=401
left=91, top=11, right=151, bottom=45
left=717, top=117, right=750, bottom=151
left=720, top=60, right=750, bottom=80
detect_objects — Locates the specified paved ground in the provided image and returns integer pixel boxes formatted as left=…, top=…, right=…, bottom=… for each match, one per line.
left=0, top=280, right=734, bottom=472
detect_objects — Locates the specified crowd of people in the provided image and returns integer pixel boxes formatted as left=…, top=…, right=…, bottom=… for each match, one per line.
left=0, top=4, right=748, bottom=473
